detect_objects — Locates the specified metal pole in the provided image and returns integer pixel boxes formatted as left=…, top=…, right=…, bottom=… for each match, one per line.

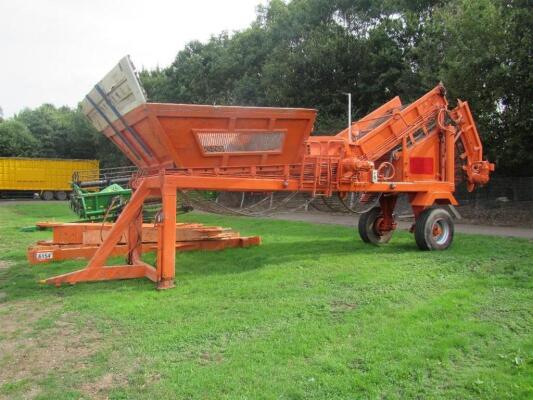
left=348, top=93, right=352, bottom=142
left=343, top=92, right=352, bottom=143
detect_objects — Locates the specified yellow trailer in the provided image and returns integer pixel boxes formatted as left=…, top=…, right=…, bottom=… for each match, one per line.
left=0, top=157, right=99, bottom=200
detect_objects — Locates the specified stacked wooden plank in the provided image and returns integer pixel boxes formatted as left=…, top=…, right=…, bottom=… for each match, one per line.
left=27, top=222, right=261, bottom=264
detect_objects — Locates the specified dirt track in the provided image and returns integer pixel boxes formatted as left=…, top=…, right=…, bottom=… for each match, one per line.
left=1, top=200, right=531, bottom=239
left=268, top=211, right=533, bottom=239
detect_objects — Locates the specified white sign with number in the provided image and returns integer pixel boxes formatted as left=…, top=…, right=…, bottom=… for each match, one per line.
left=36, top=252, right=53, bottom=261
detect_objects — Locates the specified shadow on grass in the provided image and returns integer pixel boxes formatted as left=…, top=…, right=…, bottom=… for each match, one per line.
left=0, top=237, right=424, bottom=302
left=175, top=238, right=420, bottom=278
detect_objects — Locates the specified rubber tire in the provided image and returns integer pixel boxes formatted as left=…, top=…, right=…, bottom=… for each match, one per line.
left=41, top=191, right=54, bottom=201
left=358, top=206, right=393, bottom=245
left=414, top=207, right=454, bottom=251
left=54, top=191, right=67, bottom=201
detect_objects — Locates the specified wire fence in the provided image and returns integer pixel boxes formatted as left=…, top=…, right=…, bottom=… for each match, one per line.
left=455, top=176, right=533, bottom=205
left=212, top=176, right=533, bottom=215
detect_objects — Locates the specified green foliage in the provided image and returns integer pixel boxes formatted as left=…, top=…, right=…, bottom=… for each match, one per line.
left=416, top=0, right=533, bottom=176
left=139, top=0, right=531, bottom=176
left=1, top=0, right=530, bottom=174
left=0, top=120, right=38, bottom=157
left=0, top=104, right=128, bottom=167
left=15, top=104, right=98, bottom=159
left=0, top=203, right=532, bottom=398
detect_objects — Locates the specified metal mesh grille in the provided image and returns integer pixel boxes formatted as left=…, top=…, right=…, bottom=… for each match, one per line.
left=197, top=131, right=285, bottom=153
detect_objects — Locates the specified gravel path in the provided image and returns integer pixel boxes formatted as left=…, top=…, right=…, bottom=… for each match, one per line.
left=2, top=200, right=531, bottom=239
left=267, top=211, right=533, bottom=239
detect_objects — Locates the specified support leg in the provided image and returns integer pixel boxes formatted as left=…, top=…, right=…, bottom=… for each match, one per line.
left=408, top=193, right=427, bottom=233
left=358, top=194, right=398, bottom=245
left=157, top=185, right=177, bottom=290
left=377, top=194, right=398, bottom=233
left=127, top=206, right=143, bottom=265
left=43, top=181, right=156, bottom=286
left=86, top=181, right=148, bottom=269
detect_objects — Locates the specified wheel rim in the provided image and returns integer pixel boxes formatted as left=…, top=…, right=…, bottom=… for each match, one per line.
left=371, top=215, right=392, bottom=243
left=372, top=216, right=384, bottom=236
left=432, top=218, right=451, bottom=245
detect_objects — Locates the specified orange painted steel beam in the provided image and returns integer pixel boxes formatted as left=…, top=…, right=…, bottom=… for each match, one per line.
left=43, top=264, right=158, bottom=286
left=139, top=173, right=456, bottom=195
left=158, top=179, right=178, bottom=289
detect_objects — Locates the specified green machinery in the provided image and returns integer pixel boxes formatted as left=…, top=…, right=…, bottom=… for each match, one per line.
left=69, top=166, right=192, bottom=221
left=70, top=182, right=131, bottom=221
left=69, top=166, right=136, bottom=221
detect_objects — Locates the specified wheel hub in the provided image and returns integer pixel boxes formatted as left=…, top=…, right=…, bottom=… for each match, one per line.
left=373, top=216, right=385, bottom=236
left=432, top=218, right=450, bottom=245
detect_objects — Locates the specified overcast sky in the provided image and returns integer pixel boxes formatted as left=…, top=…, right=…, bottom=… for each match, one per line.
left=0, top=0, right=264, bottom=117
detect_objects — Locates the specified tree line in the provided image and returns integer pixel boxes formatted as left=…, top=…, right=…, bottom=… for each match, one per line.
left=0, top=0, right=530, bottom=175
left=0, top=104, right=128, bottom=166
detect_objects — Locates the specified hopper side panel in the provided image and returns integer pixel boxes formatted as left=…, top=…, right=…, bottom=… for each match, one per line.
left=159, top=116, right=234, bottom=168
left=155, top=111, right=315, bottom=168
left=234, top=118, right=270, bottom=130
left=128, top=116, right=174, bottom=167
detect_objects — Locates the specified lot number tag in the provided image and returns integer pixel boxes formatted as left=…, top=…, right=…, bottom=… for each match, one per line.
left=36, top=252, right=53, bottom=261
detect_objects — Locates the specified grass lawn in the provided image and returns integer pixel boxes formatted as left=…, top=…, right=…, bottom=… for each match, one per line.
left=0, top=202, right=531, bottom=399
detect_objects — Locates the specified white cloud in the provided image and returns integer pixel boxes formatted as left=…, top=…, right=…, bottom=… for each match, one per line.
left=0, top=0, right=264, bottom=117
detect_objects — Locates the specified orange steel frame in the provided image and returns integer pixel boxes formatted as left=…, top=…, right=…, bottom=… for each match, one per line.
left=30, top=237, right=259, bottom=264
left=43, top=84, right=493, bottom=289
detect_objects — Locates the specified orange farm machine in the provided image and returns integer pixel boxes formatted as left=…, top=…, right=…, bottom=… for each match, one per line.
left=39, top=56, right=493, bottom=289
